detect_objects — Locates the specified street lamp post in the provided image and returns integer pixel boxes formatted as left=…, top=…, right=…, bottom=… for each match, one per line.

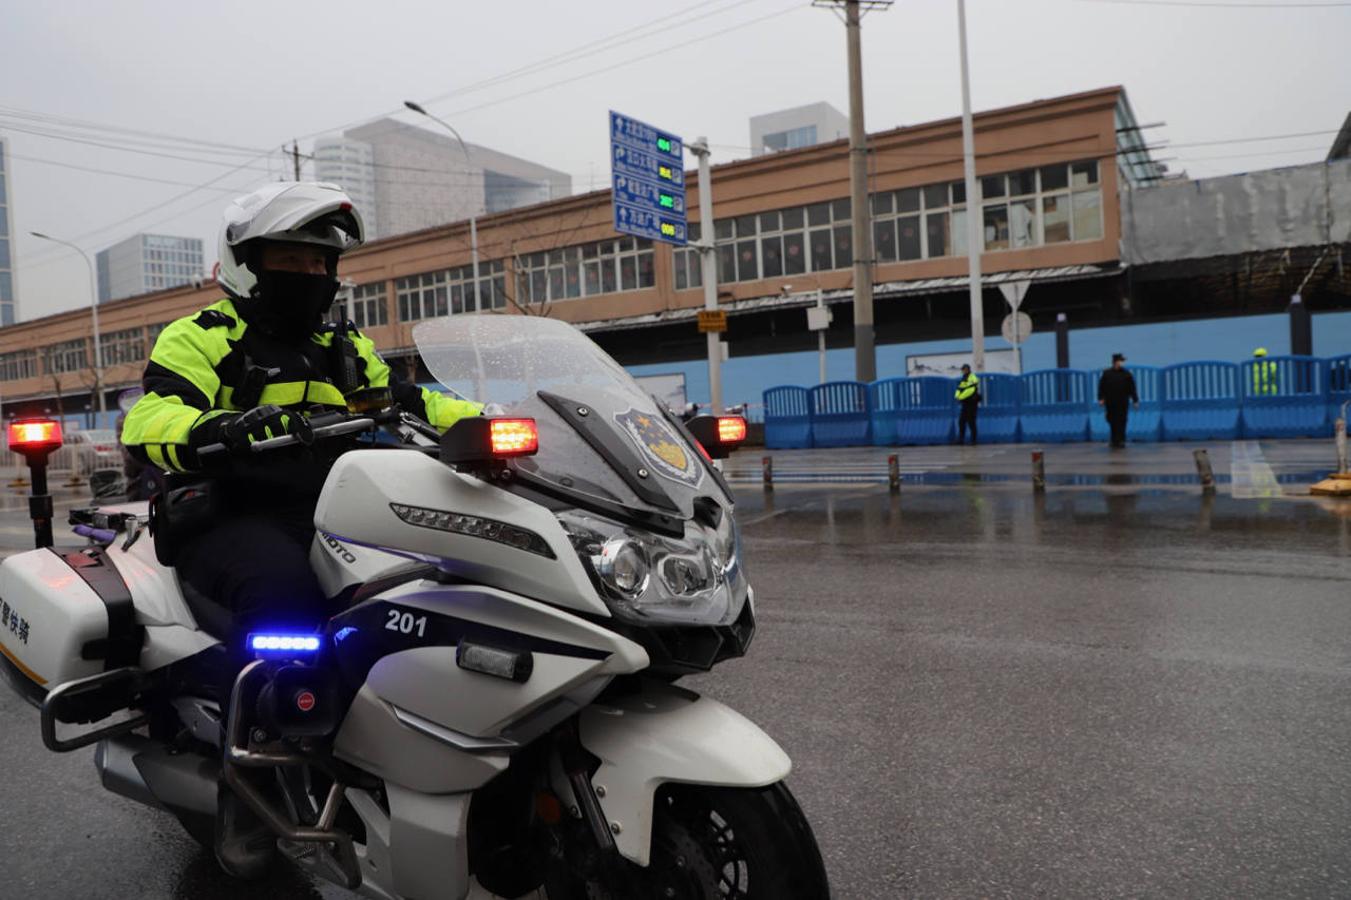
left=403, top=101, right=482, bottom=312
left=30, top=232, right=106, bottom=416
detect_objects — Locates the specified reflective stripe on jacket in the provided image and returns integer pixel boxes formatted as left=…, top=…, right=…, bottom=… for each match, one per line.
left=955, top=374, right=979, bottom=402
left=1252, top=360, right=1278, bottom=396
left=121, top=297, right=481, bottom=473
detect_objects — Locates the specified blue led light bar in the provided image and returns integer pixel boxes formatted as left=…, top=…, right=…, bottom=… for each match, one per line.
left=248, top=634, right=322, bottom=653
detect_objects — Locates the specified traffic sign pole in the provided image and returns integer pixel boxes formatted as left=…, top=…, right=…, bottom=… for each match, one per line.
left=689, top=137, right=722, bottom=415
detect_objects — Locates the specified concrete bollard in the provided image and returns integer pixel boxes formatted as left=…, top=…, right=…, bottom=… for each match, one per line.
left=761, top=455, right=774, bottom=493
left=1336, top=411, right=1348, bottom=476
left=1031, top=450, right=1046, bottom=493
left=1193, top=448, right=1216, bottom=493
left=887, top=454, right=900, bottom=494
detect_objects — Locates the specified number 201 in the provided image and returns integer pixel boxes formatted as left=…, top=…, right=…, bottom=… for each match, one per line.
left=386, top=609, right=428, bottom=637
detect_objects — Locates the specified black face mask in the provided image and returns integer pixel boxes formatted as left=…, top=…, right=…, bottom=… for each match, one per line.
left=239, top=269, right=339, bottom=342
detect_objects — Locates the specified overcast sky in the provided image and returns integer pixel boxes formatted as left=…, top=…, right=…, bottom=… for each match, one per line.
left=2, top=0, right=1347, bottom=322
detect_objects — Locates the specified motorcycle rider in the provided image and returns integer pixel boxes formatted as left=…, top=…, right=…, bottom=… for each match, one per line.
left=121, top=182, right=482, bottom=875
left=123, top=182, right=480, bottom=642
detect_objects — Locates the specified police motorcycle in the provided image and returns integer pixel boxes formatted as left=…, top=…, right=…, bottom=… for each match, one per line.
left=0, top=313, right=830, bottom=899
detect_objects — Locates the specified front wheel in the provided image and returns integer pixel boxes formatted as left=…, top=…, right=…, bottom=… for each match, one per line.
left=549, top=781, right=830, bottom=899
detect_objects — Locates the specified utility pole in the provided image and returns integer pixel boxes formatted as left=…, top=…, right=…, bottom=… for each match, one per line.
left=290, top=141, right=302, bottom=181
left=689, top=137, right=723, bottom=415
left=818, top=0, right=890, bottom=383
left=957, top=0, right=985, bottom=371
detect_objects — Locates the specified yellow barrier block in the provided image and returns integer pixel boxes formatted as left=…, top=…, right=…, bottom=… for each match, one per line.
left=1310, top=473, right=1351, bottom=497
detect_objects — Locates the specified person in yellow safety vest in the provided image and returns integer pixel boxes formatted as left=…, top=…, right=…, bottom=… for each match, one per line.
left=954, top=364, right=981, bottom=445
left=1252, top=348, right=1278, bottom=396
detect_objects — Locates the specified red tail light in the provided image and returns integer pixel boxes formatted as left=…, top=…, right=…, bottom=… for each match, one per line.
left=717, top=416, right=747, bottom=444
left=8, top=419, right=63, bottom=453
left=489, top=419, right=539, bottom=457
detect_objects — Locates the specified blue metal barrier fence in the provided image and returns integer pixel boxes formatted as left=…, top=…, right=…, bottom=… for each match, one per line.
left=759, top=356, right=1346, bottom=450
left=809, top=382, right=871, bottom=448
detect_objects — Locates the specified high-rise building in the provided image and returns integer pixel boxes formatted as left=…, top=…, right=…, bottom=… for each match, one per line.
left=314, top=119, right=571, bottom=241
left=0, top=136, right=16, bottom=326
left=96, top=233, right=203, bottom=303
left=750, top=102, right=850, bottom=157
left=313, top=137, right=379, bottom=237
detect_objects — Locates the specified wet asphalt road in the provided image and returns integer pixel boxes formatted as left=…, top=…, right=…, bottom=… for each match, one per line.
left=0, top=444, right=1349, bottom=898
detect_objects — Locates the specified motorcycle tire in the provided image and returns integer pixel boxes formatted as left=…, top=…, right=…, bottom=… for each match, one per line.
left=547, top=780, right=830, bottom=900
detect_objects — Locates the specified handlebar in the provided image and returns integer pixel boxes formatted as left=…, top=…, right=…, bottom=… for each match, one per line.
left=196, top=415, right=377, bottom=459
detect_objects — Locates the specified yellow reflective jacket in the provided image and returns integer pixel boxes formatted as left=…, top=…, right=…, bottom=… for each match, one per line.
left=1252, top=359, right=1277, bottom=396
left=122, top=297, right=481, bottom=473
left=954, top=374, right=980, bottom=403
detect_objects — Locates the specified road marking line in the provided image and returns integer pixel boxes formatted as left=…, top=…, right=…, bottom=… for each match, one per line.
left=1230, top=440, right=1281, bottom=499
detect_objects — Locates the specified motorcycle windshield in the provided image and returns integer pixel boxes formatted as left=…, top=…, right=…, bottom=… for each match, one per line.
left=413, top=315, right=729, bottom=520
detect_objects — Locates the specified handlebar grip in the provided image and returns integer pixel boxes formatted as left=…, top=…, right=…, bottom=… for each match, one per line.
left=195, top=417, right=376, bottom=458
left=248, top=417, right=375, bottom=452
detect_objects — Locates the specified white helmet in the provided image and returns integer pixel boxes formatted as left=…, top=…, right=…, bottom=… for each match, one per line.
left=216, top=182, right=365, bottom=299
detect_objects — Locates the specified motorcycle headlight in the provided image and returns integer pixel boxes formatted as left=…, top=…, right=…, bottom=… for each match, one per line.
left=597, top=538, right=650, bottom=598
left=558, top=510, right=747, bottom=627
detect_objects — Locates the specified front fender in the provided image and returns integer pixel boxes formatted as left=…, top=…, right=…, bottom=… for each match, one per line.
left=578, top=682, right=791, bottom=866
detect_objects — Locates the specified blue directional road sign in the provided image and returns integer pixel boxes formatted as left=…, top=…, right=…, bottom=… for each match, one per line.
left=610, top=110, right=686, bottom=246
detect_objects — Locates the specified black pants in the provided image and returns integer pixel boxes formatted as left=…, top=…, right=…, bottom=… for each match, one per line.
left=1105, top=403, right=1129, bottom=446
left=176, top=513, right=328, bottom=640
left=958, top=402, right=978, bottom=444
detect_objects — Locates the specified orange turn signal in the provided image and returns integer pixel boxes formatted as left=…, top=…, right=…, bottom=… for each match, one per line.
left=489, top=418, right=539, bottom=457
left=717, top=416, right=747, bottom=444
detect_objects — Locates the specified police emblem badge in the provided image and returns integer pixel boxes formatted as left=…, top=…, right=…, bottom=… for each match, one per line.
left=614, top=409, right=703, bottom=488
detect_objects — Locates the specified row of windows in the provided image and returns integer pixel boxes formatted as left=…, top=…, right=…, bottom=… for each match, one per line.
left=395, top=260, right=507, bottom=323
left=0, top=323, right=173, bottom=382
left=333, top=282, right=390, bottom=329
left=146, top=248, right=200, bottom=264
left=672, top=160, right=1105, bottom=289
left=101, top=327, right=146, bottom=366
left=762, top=125, right=817, bottom=153
left=514, top=237, right=655, bottom=305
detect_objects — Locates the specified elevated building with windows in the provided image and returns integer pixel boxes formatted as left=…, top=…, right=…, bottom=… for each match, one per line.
left=750, top=102, right=849, bottom=156
left=95, top=234, right=204, bottom=304
left=0, top=136, right=16, bottom=326
left=314, top=119, right=572, bottom=242
left=0, top=87, right=1345, bottom=424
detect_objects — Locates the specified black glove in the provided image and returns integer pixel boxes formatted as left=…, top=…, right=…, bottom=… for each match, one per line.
left=189, top=405, right=312, bottom=462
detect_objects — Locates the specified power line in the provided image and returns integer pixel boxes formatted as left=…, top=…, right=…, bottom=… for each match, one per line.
left=1169, top=129, right=1338, bottom=148
left=0, top=121, right=282, bottom=170
left=429, top=4, right=806, bottom=126
left=5, top=151, right=255, bottom=192
left=292, top=0, right=769, bottom=144
left=14, top=1, right=792, bottom=272
left=1174, top=145, right=1328, bottom=162
left=19, top=154, right=275, bottom=268
left=419, top=0, right=745, bottom=107
left=1078, top=0, right=1351, bottom=7
left=0, top=105, right=270, bottom=155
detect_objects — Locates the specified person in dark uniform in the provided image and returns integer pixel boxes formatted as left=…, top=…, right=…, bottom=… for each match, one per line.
left=1097, top=353, right=1139, bottom=449
left=954, top=364, right=980, bottom=445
